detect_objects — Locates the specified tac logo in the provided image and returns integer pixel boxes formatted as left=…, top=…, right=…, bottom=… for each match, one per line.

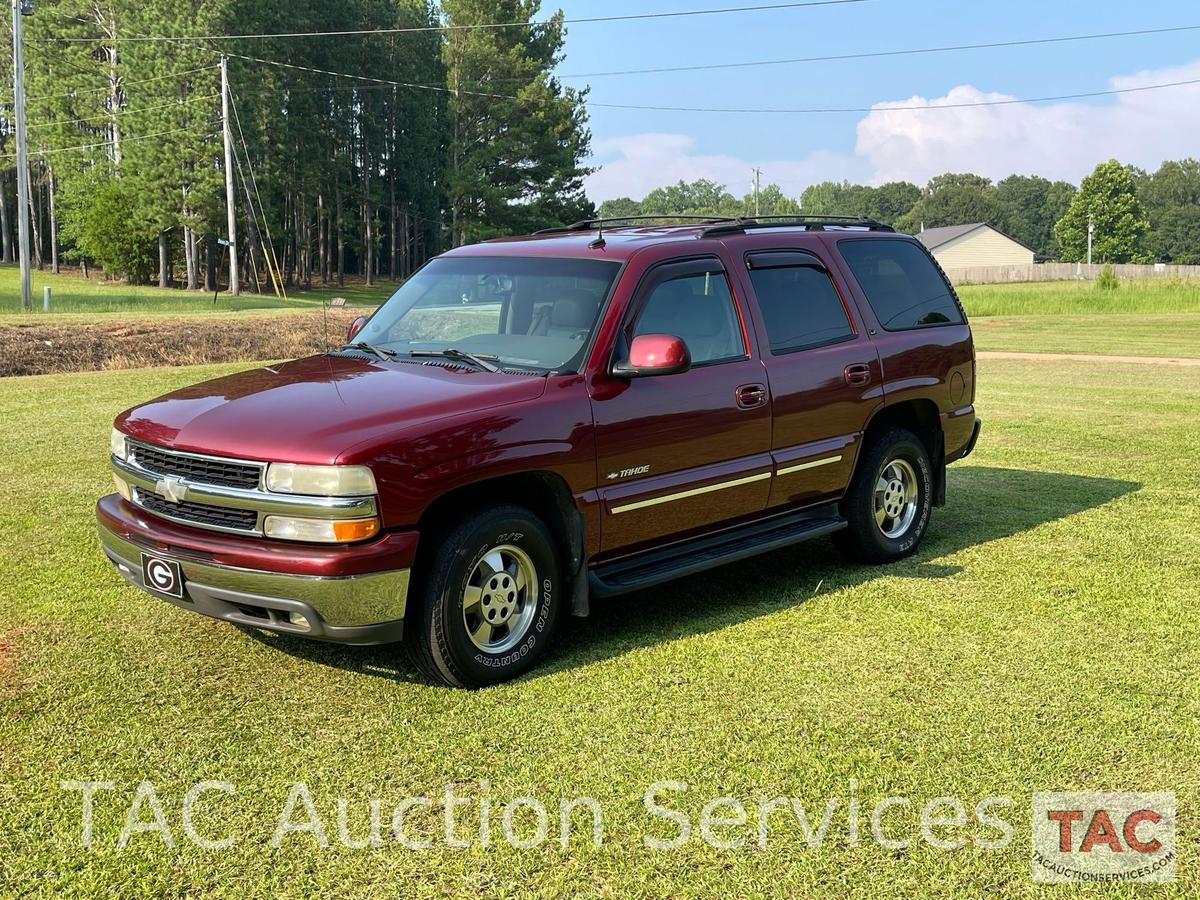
left=1032, top=792, right=1175, bottom=883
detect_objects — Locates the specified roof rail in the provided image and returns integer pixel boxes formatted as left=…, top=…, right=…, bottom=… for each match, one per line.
left=700, top=215, right=894, bottom=237
left=533, top=214, right=740, bottom=235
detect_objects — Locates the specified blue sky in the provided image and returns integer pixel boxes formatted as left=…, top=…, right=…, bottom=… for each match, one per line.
left=549, top=0, right=1200, bottom=200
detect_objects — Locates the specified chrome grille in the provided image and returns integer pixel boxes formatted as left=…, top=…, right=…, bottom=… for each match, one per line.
left=113, top=440, right=377, bottom=538
left=135, top=490, right=259, bottom=532
left=131, top=442, right=262, bottom=490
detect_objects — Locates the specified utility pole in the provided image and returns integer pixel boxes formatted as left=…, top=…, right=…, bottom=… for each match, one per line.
left=220, top=54, right=240, bottom=296
left=752, top=167, right=762, bottom=217
left=1087, top=213, right=1095, bottom=267
left=11, top=0, right=33, bottom=311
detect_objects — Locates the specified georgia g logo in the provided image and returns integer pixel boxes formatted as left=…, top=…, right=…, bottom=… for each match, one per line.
left=145, top=559, right=177, bottom=593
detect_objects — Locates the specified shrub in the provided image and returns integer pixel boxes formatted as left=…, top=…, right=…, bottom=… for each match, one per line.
left=56, top=168, right=158, bottom=283
left=1096, top=264, right=1120, bottom=291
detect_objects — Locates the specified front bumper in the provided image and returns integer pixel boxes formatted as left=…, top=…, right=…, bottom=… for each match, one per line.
left=97, top=497, right=412, bottom=645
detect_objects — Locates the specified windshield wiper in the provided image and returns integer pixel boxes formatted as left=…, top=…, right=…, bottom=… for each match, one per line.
left=409, top=348, right=501, bottom=373
left=337, top=341, right=398, bottom=361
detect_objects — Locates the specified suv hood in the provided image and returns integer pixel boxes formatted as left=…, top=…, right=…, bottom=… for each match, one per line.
left=116, top=355, right=549, bottom=464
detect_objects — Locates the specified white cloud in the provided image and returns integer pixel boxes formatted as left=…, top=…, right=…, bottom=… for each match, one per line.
left=585, top=59, right=1200, bottom=201
left=855, top=59, right=1200, bottom=185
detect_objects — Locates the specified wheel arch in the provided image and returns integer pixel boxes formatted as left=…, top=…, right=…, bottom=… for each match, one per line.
left=861, top=398, right=946, bottom=506
left=413, top=470, right=586, bottom=587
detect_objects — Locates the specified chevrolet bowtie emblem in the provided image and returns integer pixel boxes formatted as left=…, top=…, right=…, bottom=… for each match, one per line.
left=155, top=475, right=188, bottom=504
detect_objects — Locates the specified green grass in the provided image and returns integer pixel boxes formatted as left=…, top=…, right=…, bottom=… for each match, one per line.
left=958, top=279, right=1200, bottom=357
left=0, top=264, right=397, bottom=316
left=2, top=357, right=1199, bottom=895
left=957, top=277, right=1200, bottom=317
left=972, top=312, right=1200, bottom=358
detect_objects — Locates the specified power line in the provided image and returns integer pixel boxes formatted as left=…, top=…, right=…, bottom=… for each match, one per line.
left=308, top=21, right=1200, bottom=89
left=557, top=23, right=1200, bottom=78
left=2, top=125, right=219, bottom=159
left=38, top=0, right=873, bottom=43
left=25, top=95, right=217, bottom=130
left=587, top=77, right=1200, bottom=113
left=232, top=51, right=1200, bottom=115
left=24, top=65, right=219, bottom=103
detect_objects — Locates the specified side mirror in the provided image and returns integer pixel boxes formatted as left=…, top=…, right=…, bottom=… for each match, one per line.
left=612, top=333, right=691, bottom=379
left=346, top=315, right=368, bottom=342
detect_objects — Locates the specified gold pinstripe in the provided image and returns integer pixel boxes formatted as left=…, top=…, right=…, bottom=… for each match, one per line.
left=776, top=454, right=843, bottom=477
left=610, top=472, right=772, bottom=515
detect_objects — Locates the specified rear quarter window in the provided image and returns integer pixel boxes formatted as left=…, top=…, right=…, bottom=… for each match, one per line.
left=837, top=239, right=965, bottom=331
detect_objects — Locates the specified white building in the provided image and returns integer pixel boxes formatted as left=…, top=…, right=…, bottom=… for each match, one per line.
left=917, top=223, right=1035, bottom=271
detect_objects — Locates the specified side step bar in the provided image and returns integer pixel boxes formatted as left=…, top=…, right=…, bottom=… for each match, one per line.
left=589, top=505, right=847, bottom=598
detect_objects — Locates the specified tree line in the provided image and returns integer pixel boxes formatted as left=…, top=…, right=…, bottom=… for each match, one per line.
left=0, top=0, right=594, bottom=289
left=599, top=158, right=1200, bottom=265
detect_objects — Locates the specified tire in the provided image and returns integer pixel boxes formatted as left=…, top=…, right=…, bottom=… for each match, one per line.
left=834, top=427, right=933, bottom=564
left=403, top=503, right=562, bottom=688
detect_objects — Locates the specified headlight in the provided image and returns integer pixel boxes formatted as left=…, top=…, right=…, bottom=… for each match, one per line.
left=263, top=516, right=379, bottom=543
left=110, top=427, right=128, bottom=460
left=265, top=463, right=376, bottom=496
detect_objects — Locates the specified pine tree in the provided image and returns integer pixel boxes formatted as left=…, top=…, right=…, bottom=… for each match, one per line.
left=442, top=0, right=591, bottom=245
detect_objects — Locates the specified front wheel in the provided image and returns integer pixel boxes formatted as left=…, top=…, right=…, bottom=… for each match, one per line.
left=834, top=428, right=933, bottom=564
left=403, top=504, right=562, bottom=688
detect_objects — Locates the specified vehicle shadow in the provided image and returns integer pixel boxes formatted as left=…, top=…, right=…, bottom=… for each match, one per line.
left=244, top=465, right=1139, bottom=685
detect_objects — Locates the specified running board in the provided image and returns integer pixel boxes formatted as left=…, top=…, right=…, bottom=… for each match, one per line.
left=589, top=505, right=847, bottom=598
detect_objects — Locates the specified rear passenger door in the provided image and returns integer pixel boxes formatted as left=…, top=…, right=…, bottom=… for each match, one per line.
left=591, top=257, right=772, bottom=554
left=738, top=249, right=881, bottom=510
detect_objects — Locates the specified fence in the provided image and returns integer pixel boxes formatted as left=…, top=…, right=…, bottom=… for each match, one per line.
left=944, top=262, right=1200, bottom=285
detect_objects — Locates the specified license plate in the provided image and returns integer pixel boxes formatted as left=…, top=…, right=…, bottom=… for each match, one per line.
left=140, top=552, right=184, bottom=598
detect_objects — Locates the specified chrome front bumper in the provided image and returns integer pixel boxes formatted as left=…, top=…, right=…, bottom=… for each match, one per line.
left=98, top=520, right=409, bottom=645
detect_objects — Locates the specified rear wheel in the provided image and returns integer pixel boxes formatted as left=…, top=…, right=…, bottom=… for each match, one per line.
left=835, top=428, right=932, bottom=563
left=403, top=504, right=562, bottom=688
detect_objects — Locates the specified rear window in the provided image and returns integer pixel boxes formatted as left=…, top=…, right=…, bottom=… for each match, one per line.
left=837, top=239, right=964, bottom=331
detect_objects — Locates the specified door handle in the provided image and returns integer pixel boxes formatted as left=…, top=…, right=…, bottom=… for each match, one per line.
left=844, top=363, right=872, bottom=387
left=736, top=383, right=768, bottom=409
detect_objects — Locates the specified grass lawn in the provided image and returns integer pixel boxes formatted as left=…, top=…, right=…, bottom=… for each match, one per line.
left=2, top=356, right=1198, bottom=895
left=0, top=264, right=398, bottom=316
left=957, top=277, right=1200, bottom=317
left=971, top=312, right=1200, bottom=358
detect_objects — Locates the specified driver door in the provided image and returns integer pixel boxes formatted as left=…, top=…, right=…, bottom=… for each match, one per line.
left=590, top=257, right=773, bottom=554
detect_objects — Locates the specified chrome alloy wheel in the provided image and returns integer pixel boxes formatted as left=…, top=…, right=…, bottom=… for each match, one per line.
left=462, top=544, right=539, bottom=654
left=874, top=458, right=919, bottom=539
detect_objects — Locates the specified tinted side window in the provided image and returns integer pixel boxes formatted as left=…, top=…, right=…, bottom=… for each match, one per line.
left=633, top=271, right=744, bottom=364
left=838, top=240, right=965, bottom=331
left=748, top=265, right=854, bottom=353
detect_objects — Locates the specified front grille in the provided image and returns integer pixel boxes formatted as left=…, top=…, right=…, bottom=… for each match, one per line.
left=136, top=491, right=259, bottom=532
left=132, top=443, right=262, bottom=490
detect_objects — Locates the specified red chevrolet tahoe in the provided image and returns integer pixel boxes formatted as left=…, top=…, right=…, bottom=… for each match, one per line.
left=98, top=216, right=980, bottom=688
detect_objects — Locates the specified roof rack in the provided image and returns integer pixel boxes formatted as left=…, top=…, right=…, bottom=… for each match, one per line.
left=700, top=215, right=894, bottom=238
left=530, top=213, right=895, bottom=238
left=533, top=215, right=739, bottom=235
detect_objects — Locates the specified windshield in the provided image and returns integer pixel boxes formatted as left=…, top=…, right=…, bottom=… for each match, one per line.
left=354, top=256, right=621, bottom=372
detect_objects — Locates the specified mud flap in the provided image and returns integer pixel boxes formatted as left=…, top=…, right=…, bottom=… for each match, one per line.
left=569, top=566, right=589, bottom=617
